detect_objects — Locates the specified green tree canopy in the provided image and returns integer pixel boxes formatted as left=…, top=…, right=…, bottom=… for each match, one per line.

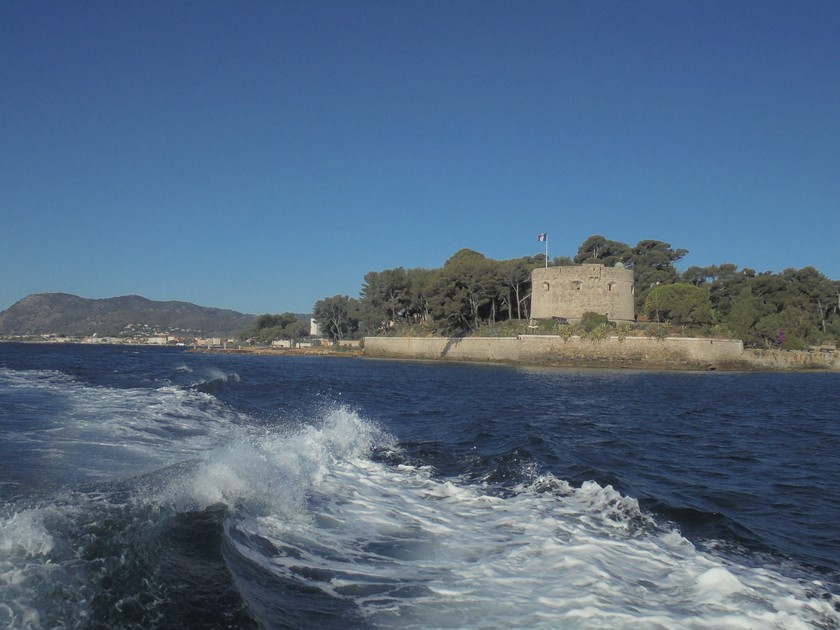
left=574, top=235, right=632, bottom=267
left=643, top=283, right=714, bottom=326
left=628, top=240, right=688, bottom=311
left=359, top=268, right=410, bottom=334
left=313, top=295, right=359, bottom=342
left=239, top=312, right=306, bottom=344
left=406, top=267, right=438, bottom=326
left=428, top=249, right=498, bottom=333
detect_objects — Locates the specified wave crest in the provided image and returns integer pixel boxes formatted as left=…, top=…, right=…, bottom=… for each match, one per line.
left=154, top=405, right=388, bottom=516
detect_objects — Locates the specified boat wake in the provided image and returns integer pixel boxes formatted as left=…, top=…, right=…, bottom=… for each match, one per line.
left=1, top=363, right=838, bottom=628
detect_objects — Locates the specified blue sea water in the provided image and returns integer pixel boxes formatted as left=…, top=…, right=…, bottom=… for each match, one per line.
left=1, top=342, right=839, bottom=629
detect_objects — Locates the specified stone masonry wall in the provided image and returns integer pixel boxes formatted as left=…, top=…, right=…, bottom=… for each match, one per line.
left=364, top=336, right=840, bottom=370
left=530, top=265, right=635, bottom=323
left=364, top=335, right=751, bottom=370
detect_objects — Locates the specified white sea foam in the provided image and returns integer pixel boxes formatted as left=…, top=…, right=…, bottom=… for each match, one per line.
left=207, top=368, right=239, bottom=383
left=154, top=405, right=383, bottom=516
left=0, top=508, right=60, bottom=630
left=0, top=509, right=54, bottom=557
left=0, top=366, right=76, bottom=391
left=1, top=366, right=243, bottom=482
left=205, top=407, right=840, bottom=629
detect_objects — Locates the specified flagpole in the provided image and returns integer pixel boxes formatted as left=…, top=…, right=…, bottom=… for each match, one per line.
left=538, top=233, right=548, bottom=267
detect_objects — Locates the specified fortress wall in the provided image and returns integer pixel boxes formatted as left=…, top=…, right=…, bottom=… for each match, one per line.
left=363, top=336, right=521, bottom=362
left=531, top=265, right=635, bottom=322
left=515, top=335, right=744, bottom=366
left=364, top=335, right=748, bottom=369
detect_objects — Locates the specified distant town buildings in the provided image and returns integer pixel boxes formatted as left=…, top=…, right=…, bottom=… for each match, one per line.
left=0, top=333, right=234, bottom=347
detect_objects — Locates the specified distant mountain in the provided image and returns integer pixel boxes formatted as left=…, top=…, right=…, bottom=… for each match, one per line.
left=0, top=293, right=257, bottom=337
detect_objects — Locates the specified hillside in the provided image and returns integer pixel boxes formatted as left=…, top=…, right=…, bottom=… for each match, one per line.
left=0, top=293, right=256, bottom=337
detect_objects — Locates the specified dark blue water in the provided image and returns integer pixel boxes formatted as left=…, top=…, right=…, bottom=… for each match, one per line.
left=1, top=342, right=839, bottom=628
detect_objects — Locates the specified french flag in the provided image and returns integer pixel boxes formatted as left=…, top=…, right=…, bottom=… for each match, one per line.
left=537, top=233, right=547, bottom=242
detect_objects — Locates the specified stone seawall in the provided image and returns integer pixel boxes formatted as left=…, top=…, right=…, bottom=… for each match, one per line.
left=363, top=336, right=840, bottom=371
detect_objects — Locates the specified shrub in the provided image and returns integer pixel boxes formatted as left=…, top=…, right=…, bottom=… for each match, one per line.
left=584, top=323, right=609, bottom=342
left=580, top=312, right=609, bottom=331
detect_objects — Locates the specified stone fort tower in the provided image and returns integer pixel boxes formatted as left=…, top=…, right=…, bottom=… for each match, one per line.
left=530, top=264, right=635, bottom=323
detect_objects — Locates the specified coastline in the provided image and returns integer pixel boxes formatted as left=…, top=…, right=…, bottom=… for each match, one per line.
left=362, top=335, right=840, bottom=372
left=4, top=338, right=837, bottom=371
left=188, top=346, right=364, bottom=358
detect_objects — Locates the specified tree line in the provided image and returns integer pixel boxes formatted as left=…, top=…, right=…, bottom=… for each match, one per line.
left=238, top=313, right=310, bottom=345
left=302, top=234, right=839, bottom=350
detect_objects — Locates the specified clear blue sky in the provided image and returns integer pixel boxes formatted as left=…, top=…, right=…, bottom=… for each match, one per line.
left=2, top=1, right=838, bottom=315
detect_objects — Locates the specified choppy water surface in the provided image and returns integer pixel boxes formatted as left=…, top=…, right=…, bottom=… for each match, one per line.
left=1, top=343, right=838, bottom=628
